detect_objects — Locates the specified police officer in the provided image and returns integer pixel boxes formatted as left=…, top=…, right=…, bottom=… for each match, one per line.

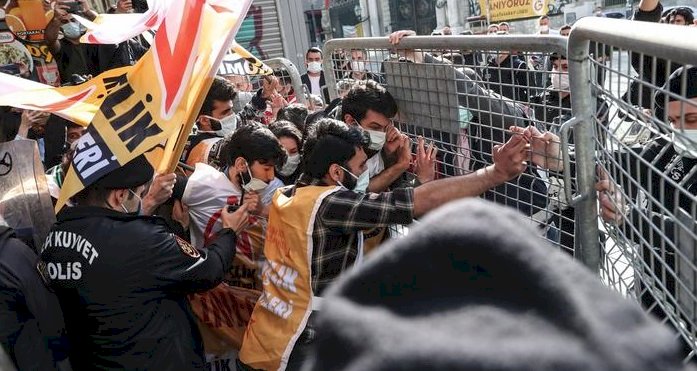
left=1, top=223, right=68, bottom=370
left=40, top=155, right=250, bottom=370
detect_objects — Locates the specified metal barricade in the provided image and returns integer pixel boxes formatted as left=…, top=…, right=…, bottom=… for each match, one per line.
left=254, top=58, right=308, bottom=107
left=569, top=17, right=697, bottom=361
left=322, top=35, right=576, bottom=255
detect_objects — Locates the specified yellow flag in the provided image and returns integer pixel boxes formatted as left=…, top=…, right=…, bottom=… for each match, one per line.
left=0, top=1, right=253, bottom=211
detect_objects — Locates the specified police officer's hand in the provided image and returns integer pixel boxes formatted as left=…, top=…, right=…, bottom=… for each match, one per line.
left=142, top=173, right=176, bottom=216
left=221, top=203, right=250, bottom=233
left=242, top=191, right=261, bottom=215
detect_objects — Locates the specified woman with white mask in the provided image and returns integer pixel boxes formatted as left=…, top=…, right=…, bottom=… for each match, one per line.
left=270, top=120, right=304, bottom=185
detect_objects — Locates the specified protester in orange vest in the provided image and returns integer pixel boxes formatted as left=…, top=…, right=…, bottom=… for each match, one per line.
left=239, top=117, right=530, bottom=370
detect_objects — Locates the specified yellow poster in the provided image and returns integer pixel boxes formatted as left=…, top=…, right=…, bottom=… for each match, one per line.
left=0, top=0, right=253, bottom=210
left=478, top=0, right=549, bottom=22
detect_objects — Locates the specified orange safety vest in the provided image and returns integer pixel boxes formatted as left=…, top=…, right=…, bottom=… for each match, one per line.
left=240, top=185, right=363, bottom=370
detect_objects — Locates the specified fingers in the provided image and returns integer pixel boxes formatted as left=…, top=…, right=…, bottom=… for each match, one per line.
left=540, top=131, right=558, bottom=143
left=386, top=125, right=400, bottom=142
left=416, top=136, right=425, bottom=159
left=428, top=141, right=437, bottom=160
left=400, top=135, right=411, bottom=156
left=388, top=30, right=415, bottom=45
left=596, top=165, right=609, bottom=182
left=504, top=132, right=528, bottom=152
left=594, top=179, right=610, bottom=192
left=222, top=203, right=248, bottom=231
left=159, top=173, right=177, bottom=191
left=401, top=134, right=410, bottom=147
left=243, top=191, right=261, bottom=213
left=235, top=202, right=250, bottom=213
left=415, top=137, right=437, bottom=162
left=598, top=192, right=619, bottom=222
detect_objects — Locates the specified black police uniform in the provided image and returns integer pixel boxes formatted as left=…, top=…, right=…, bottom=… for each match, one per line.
left=0, top=226, right=68, bottom=370
left=40, top=206, right=237, bottom=371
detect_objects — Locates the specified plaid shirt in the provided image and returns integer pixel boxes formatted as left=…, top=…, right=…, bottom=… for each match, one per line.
left=296, top=176, right=415, bottom=295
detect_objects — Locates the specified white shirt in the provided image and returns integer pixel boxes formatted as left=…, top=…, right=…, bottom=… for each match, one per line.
left=367, top=152, right=386, bottom=178
left=309, top=74, right=322, bottom=97
left=182, top=163, right=283, bottom=249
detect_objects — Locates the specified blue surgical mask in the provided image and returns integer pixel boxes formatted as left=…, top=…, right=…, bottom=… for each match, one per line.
left=61, top=22, right=84, bottom=40
left=121, top=189, right=143, bottom=215
left=339, top=166, right=370, bottom=193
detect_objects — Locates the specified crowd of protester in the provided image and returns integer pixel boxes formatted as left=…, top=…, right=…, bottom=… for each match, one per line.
left=1, top=0, right=697, bottom=370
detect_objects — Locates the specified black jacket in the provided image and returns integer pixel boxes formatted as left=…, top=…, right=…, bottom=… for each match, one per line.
left=617, top=137, right=697, bottom=244
left=627, top=3, right=681, bottom=111
left=301, top=71, right=331, bottom=103
left=40, top=206, right=237, bottom=370
left=531, top=90, right=572, bottom=130
left=484, top=55, right=531, bottom=102
left=0, top=226, right=67, bottom=370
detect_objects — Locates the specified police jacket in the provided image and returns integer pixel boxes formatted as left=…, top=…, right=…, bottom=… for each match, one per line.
left=1, top=226, right=67, bottom=370
left=40, top=206, right=238, bottom=371
left=615, top=137, right=697, bottom=245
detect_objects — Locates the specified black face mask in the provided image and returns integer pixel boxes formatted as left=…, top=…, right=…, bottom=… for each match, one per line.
left=340, top=166, right=357, bottom=190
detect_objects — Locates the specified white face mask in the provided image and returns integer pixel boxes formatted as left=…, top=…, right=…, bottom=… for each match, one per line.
left=539, top=25, right=550, bottom=34
left=243, top=162, right=269, bottom=192
left=279, top=153, right=301, bottom=176
left=551, top=71, right=570, bottom=91
left=366, top=129, right=386, bottom=151
left=351, top=60, right=366, bottom=72
left=216, top=114, right=237, bottom=137
left=201, top=114, right=237, bottom=137
left=307, top=61, right=322, bottom=74
left=672, top=130, right=697, bottom=159
left=339, top=166, right=370, bottom=193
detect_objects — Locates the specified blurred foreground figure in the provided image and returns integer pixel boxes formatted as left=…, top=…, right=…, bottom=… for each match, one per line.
left=305, top=199, right=691, bottom=371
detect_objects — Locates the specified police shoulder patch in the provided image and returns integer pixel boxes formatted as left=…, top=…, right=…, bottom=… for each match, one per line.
left=174, top=235, right=201, bottom=258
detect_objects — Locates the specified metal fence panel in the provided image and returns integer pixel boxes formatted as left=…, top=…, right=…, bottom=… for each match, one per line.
left=569, top=17, right=697, bottom=362
left=248, top=58, right=308, bottom=107
left=264, top=58, right=308, bottom=106
left=322, top=35, right=577, bottom=256
left=323, top=25, right=697, bottom=359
